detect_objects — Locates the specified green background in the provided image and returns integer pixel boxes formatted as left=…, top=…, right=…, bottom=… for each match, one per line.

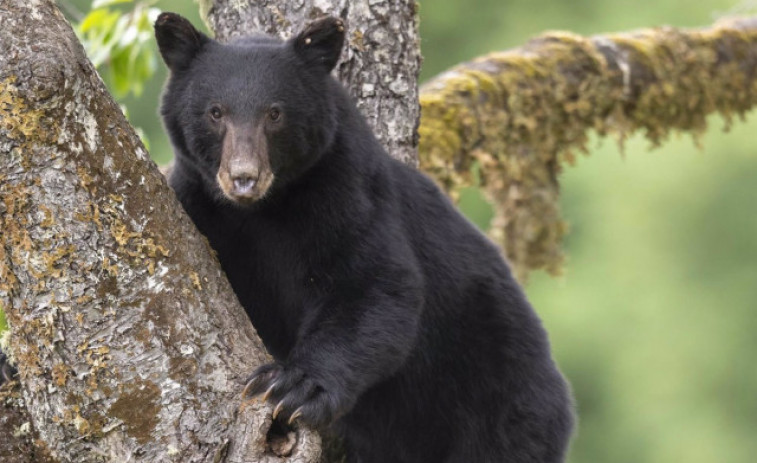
left=27, top=1, right=757, bottom=461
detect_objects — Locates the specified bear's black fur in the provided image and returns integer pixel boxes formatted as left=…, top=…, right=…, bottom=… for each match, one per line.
left=155, top=13, right=574, bottom=463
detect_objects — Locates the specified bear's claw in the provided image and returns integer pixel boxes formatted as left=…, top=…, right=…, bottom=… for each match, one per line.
left=242, top=362, right=338, bottom=428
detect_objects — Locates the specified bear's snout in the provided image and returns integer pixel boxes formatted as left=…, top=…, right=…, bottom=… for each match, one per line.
left=216, top=122, right=274, bottom=204
left=227, top=155, right=261, bottom=193
left=217, top=160, right=273, bottom=204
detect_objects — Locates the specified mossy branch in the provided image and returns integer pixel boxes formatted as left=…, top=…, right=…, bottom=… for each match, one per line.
left=419, top=17, right=757, bottom=280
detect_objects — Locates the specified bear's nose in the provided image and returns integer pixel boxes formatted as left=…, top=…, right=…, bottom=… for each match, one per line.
left=232, top=175, right=257, bottom=195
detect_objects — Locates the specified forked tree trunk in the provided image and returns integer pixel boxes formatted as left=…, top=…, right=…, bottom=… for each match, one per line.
left=0, top=0, right=420, bottom=462
left=0, top=1, right=320, bottom=462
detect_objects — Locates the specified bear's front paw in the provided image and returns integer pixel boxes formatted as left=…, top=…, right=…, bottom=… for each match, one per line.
left=243, top=363, right=340, bottom=428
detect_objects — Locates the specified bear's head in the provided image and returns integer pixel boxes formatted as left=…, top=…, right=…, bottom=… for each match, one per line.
left=155, top=13, right=345, bottom=205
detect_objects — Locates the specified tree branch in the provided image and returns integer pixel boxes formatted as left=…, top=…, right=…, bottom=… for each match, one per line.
left=419, top=17, right=757, bottom=280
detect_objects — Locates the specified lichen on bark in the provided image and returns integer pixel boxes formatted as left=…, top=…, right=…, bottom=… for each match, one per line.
left=418, top=17, right=757, bottom=280
left=1, top=1, right=311, bottom=462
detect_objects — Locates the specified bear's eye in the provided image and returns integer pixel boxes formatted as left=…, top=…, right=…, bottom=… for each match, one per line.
left=268, top=107, right=281, bottom=122
left=209, top=106, right=223, bottom=121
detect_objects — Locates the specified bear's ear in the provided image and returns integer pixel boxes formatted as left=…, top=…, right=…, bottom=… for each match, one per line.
left=154, top=12, right=210, bottom=72
left=290, top=16, right=346, bottom=73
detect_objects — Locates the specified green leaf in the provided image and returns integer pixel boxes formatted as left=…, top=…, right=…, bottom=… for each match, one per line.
left=78, top=8, right=114, bottom=33
left=127, top=42, right=145, bottom=96
left=92, top=0, right=133, bottom=8
left=108, top=48, right=132, bottom=97
left=76, top=4, right=161, bottom=103
left=77, top=8, right=122, bottom=67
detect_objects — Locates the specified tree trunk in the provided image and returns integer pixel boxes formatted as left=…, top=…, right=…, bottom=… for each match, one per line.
left=0, top=1, right=319, bottom=462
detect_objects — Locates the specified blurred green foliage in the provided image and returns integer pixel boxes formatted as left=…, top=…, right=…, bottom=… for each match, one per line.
left=60, top=0, right=207, bottom=154
left=528, top=124, right=757, bottom=463
left=70, top=0, right=163, bottom=148
left=3, top=1, right=754, bottom=462
left=76, top=0, right=161, bottom=99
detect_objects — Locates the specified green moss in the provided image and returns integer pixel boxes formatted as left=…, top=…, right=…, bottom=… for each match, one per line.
left=418, top=20, right=757, bottom=281
left=0, top=305, right=7, bottom=333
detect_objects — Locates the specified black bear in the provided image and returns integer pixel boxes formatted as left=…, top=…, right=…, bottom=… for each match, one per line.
left=155, top=12, right=574, bottom=463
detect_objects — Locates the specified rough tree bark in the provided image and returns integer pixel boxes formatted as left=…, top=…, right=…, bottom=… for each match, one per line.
left=0, top=1, right=320, bottom=462
left=2, top=0, right=757, bottom=461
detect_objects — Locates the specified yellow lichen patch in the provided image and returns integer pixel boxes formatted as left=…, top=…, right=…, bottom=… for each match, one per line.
left=146, top=259, right=156, bottom=276
left=51, top=363, right=70, bottom=388
left=38, top=204, right=55, bottom=228
left=138, top=237, right=170, bottom=259
left=109, top=219, right=142, bottom=247
left=351, top=29, right=366, bottom=52
left=81, top=342, right=111, bottom=396
left=74, top=202, right=103, bottom=231
left=101, top=256, right=119, bottom=278
left=76, top=166, right=97, bottom=196
left=419, top=18, right=757, bottom=281
left=57, top=403, right=94, bottom=436
left=40, top=244, right=76, bottom=279
left=76, top=341, right=89, bottom=355
left=73, top=413, right=91, bottom=435
left=190, top=271, right=202, bottom=290
left=94, top=201, right=170, bottom=267
left=0, top=186, right=35, bottom=299
left=0, top=77, right=52, bottom=145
